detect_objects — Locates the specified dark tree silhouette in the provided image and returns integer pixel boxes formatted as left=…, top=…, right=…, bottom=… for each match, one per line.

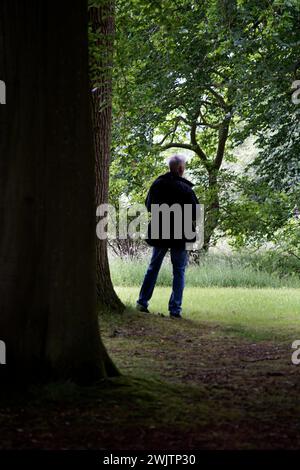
left=0, top=0, right=118, bottom=383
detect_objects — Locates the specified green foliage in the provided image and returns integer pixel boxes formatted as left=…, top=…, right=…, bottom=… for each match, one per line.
left=109, top=0, right=300, bottom=251
left=231, top=0, right=300, bottom=189
left=113, top=0, right=236, bottom=164
left=273, top=217, right=300, bottom=260
left=220, top=177, right=297, bottom=247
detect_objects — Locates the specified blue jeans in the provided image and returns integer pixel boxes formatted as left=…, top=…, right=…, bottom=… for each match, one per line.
left=137, top=246, right=188, bottom=315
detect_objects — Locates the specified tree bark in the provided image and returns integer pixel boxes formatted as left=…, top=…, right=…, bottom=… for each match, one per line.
left=0, top=0, right=119, bottom=383
left=202, top=114, right=231, bottom=251
left=203, top=170, right=220, bottom=251
left=89, top=2, right=124, bottom=313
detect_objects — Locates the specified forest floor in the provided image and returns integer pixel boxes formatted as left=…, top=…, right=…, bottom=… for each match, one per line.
left=1, top=288, right=300, bottom=450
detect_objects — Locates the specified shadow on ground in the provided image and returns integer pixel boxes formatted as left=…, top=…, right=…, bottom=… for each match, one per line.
left=0, top=309, right=299, bottom=449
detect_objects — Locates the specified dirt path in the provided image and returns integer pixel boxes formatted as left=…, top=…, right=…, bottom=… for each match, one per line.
left=0, top=310, right=299, bottom=450
left=102, top=311, right=300, bottom=449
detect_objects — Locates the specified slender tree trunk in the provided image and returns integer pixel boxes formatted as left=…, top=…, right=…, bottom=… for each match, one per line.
left=199, top=113, right=231, bottom=253
left=0, top=0, right=118, bottom=383
left=203, top=169, right=220, bottom=251
left=89, top=2, right=124, bottom=313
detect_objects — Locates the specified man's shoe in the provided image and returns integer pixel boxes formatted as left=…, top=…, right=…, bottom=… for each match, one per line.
left=136, top=302, right=150, bottom=313
left=169, top=312, right=182, bottom=319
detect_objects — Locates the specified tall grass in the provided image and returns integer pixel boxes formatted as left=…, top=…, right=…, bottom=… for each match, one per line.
left=110, top=252, right=300, bottom=288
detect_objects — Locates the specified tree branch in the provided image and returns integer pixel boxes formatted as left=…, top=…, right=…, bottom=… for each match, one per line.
left=157, top=116, right=190, bottom=146
left=160, top=112, right=208, bottom=164
left=214, top=112, right=232, bottom=169
left=161, top=142, right=194, bottom=152
left=157, top=117, right=180, bottom=146
left=207, top=86, right=229, bottom=110
left=198, top=108, right=221, bottom=129
left=190, top=120, right=208, bottom=162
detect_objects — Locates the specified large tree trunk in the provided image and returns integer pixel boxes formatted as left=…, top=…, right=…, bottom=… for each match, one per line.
left=0, top=0, right=118, bottom=383
left=89, top=2, right=124, bottom=313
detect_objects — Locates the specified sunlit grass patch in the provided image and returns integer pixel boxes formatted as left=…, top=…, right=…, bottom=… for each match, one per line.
left=115, top=286, right=300, bottom=341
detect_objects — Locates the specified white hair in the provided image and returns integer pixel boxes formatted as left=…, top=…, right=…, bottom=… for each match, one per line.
left=167, top=154, right=186, bottom=173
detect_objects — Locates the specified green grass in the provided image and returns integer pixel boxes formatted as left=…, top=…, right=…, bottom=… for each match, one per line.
left=111, top=253, right=300, bottom=341
left=115, top=286, right=300, bottom=341
left=110, top=254, right=300, bottom=289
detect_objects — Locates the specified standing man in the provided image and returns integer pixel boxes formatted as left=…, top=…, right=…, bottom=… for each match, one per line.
left=136, top=155, right=199, bottom=319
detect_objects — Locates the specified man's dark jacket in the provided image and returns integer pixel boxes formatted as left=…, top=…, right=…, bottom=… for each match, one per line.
left=145, top=172, right=199, bottom=248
